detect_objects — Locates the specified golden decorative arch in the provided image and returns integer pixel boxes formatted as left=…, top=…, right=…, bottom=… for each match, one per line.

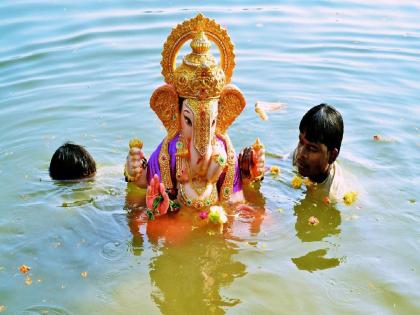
left=161, top=13, right=235, bottom=86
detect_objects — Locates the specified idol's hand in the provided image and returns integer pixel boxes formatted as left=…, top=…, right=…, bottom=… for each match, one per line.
left=250, top=146, right=265, bottom=180
left=207, top=139, right=227, bottom=183
left=125, top=139, right=147, bottom=183
left=146, top=174, right=170, bottom=216
left=239, top=138, right=265, bottom=182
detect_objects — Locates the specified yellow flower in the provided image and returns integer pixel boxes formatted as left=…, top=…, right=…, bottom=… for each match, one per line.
left=343, top=192, right=357, bottom=205
left=270, top=166, right=281, bottom=175
left=208, top=206, right=227, bottom=224
left=291, top=175, right=303, bottom=189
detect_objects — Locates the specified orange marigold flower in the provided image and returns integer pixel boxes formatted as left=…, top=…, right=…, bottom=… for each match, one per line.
left=19, top=265, right=30, bottom=274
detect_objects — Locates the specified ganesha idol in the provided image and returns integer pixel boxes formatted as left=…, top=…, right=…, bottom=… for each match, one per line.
left=124, top=14, right=265, bottom=218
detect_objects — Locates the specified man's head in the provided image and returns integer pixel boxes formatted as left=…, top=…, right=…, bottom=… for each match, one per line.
left=295, top=104, right=344, bottom=183
left=49, top=142, right=96, bottom=180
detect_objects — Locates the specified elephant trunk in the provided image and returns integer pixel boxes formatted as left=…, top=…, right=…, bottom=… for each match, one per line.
left=193, top=105, right=212, bottom=158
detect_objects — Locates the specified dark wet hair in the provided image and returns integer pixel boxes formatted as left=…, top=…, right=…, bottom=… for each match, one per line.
left=299, top=104, right=344, bottom=152
left=49, top=142, right=96, bottom=180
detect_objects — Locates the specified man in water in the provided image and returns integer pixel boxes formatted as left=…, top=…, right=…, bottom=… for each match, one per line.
left=49, top=142, right=96, bottom=180
left=293, top=103, right=348, bottom=202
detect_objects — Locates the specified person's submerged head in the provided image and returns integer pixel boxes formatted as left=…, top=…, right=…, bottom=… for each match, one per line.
left=49, top=142, right=96, bottom=180
left=295, top=104, right=344, bottom=183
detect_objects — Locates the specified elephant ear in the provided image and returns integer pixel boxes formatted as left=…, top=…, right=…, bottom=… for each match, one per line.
left=217, top=84, right=246, bottom=134
left=150, top=84, right=180, bottom=139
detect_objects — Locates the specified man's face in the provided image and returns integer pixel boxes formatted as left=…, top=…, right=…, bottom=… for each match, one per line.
left=296, top=132, right=332, bottom=183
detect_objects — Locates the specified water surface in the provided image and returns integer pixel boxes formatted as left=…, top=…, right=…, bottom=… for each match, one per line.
left=0, top=1, right=419, bottom=314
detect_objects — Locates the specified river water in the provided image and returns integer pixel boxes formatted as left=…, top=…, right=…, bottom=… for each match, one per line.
left=0, top=1, right=419, bottom=314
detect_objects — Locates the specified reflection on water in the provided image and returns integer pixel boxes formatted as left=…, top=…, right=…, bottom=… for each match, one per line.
left=125, top=218, right=244, bottom=314
left=150, top=235, right=245, bottom=315
left=125, top=182, right=267, bottom=314
left=292, top=188, right=343, bottom=272
left=292, top=249, right=340, bottom=272
left=294, top=194, right=341, bottom=243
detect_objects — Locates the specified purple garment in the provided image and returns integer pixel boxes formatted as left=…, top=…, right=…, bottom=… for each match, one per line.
left=146, top=134, right=179, bottom=185
left=146, top=134, right=242, bottom=193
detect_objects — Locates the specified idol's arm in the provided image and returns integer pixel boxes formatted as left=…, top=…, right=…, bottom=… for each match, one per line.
left=238, top=139, right=265, bottom=185
left=124, top=142, right=148, bottom=188
left=129, top=168, right=148, bottom=188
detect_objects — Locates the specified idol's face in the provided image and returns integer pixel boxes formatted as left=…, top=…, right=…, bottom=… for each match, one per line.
left=180, top=99, right=218, bottom=156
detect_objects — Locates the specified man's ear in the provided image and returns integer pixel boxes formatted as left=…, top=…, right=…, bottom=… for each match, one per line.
left=328, top=148, right=339, bottom=164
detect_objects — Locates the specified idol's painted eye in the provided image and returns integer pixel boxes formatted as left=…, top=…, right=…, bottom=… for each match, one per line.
left=184, top=116, right=192, bottom=126
left=212, top=119, right=216, bottom=127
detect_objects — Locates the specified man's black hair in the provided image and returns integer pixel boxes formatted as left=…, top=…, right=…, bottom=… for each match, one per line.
left=299, top=103, right=344, bottom=152
left=49, top=142, right=96, bottom=180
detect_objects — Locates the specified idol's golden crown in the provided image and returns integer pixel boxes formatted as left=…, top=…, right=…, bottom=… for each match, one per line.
left=161, top=14, right=235, bottom=100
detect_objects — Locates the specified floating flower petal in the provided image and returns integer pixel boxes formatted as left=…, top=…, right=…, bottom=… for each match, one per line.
left=291, top=175, right=303, bottom=189
left=25, top=275, right=32, bottom=286
left=343, top=192, right=358, bottom=205
left=255, top=104, right=268, bottom=121
left=19, top=265, right=30, bottom=274
left=270, top=165, right=281, bottom=175
left=308, top=216, right=319, bottom=226
left=255, top=101, right=287, bottom=112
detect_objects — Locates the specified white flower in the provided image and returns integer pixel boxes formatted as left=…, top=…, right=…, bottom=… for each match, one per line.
left=208, top=206, right=227, bottom=224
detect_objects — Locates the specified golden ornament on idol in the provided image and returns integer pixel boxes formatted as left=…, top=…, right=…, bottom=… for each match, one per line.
left=126, top=14, right=265, bottom=217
